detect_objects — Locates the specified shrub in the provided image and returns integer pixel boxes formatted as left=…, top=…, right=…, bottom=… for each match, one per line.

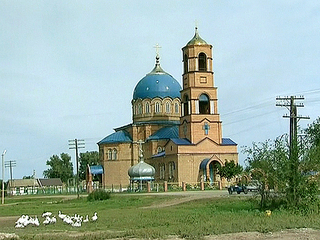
left=87, top=189, right=111, bottom=201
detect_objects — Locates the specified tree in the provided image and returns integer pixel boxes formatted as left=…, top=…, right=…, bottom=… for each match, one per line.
left=43, top=153, right=73, bottom=184
left=305, top=117, right=320, bottom=147
left=243, top=129, right=320, bottom=212
left=79, top=151, right=100, bottom=181
left=218, top=160, right=243, bottom=182
left=243, top=137, right=289, bottom=208
left=23, top=175, right=34, bottom=179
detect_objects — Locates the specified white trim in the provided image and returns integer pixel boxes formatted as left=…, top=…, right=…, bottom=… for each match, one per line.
left=195, top=100, right=199, bottom=114
left=210, top=100, right=215, bottom=114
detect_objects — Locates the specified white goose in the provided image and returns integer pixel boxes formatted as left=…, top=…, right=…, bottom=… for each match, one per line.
left=71, top=220, right=82, bottom=227
left=43, top=216, right=51, bottom=225
left=42, top=212, right=52, bottom=218
left=58, top=211, right=67, bottom=220
left=91, top=212, right=98, bottom=221
left=83, top=215, right=89, bottom=223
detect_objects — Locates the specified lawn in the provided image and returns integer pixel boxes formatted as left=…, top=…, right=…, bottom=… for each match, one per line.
left=0, top=192, right=319, bottom=239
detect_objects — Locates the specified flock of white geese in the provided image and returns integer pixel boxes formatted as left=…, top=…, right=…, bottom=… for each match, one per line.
left=15, top=211, right=98, bottom=228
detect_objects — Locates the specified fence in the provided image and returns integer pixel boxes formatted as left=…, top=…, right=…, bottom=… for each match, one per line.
left=7, top=181, right=224, bottom=196
left=102, top=181, right=223, bottom=193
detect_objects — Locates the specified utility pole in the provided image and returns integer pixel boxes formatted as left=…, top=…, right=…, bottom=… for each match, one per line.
left=276, top=96, right=309, bottom=205
left=1, top=150, right=6, bottom=205
left=5, top=160, right=16, bottom=189
left=68, top=139, right=85, bottom=198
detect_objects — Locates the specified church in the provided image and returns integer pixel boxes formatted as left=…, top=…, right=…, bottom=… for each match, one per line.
left=97, top=28, right=238, bottom=188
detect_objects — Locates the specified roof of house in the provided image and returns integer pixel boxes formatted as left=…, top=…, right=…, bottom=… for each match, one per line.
left=38, top=178, right=63, bottom=187
left=8, top=179, right=39, bottom=187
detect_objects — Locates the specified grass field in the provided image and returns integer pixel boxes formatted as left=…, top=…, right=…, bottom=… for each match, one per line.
left=0, top=192, right=320, bottom=239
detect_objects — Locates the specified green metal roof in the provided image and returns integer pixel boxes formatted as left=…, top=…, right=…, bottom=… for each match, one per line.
left=186, top=27, right=207, bottom=46
left=98, top=130, right=132, bottom=144
left=147, top=126, right=179, bottom=141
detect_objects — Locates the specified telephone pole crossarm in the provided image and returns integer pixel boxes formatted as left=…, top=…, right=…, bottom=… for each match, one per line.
left=68, top=139, right=85, bottom=199
left=5, top=160, right=16, bottom=187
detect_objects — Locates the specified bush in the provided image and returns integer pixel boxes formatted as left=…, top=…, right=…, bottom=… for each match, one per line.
left=87, top=189, right=111, bottom=201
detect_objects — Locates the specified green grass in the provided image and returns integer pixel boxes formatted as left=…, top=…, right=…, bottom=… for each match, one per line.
left=0, top=192, right=320, bottom=239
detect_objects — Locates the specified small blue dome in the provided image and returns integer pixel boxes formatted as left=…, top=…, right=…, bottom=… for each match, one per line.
left=133, top=58, right=181, bottom=100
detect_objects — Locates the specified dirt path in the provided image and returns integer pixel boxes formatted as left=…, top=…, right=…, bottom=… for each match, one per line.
left=140, top=190, right=229, bottom=208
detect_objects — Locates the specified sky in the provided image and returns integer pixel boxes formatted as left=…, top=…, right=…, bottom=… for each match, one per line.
left=1, top=1, right=320, bottom=180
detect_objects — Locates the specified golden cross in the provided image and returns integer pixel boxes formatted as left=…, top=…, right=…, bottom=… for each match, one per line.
left=154, top=43, right=162, bottom=57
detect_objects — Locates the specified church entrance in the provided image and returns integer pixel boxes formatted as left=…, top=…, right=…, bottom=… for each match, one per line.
left=200, top=158, right=221, bottom=185
left=208, top=161, right=220, bottom=184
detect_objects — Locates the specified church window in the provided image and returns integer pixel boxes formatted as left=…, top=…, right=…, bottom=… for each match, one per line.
left=155, top=102, right=161, bottom=113
left=108, top=149, right=112, bottom=160
left=159, top=164, right=165, bottom=180
left=134, top=105, right=137, bottom=115
left=145, top=102, right=150, bottom=113
left=138, top=104, right=142, bottom=114
left=198, top=52, right=207, bottom=71
left=157, top=146, right=162, bottom=153
left=165, top=102, right=170, bottom=113
left=174, top=102, right=179, bottom=113
left=183, top=54, right=188, bottom=74
left=169, top=162, right=175, bottom=180
left=199, top=94, right=210, bottom=114
left=183, top=95, right=189, bottom=116
left=112, top=149, right=117, bottom=160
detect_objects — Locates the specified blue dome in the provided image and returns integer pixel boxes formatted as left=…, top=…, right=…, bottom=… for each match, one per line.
left=133, top=59, right=181, bottom=100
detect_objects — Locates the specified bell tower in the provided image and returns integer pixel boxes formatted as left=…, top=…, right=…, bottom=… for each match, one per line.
left=179, top=27, right=222, bottom=144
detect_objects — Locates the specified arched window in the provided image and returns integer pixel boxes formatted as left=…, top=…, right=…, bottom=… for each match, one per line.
left=155, top=102, right=161, bottom=113
left=183, top=54, right=188, bottom=74
left=198, top=52, right=207, bottom=71
left=157, top=146, right=162, bottom=153
left=138, top=104, right=142, bottom=114
left=199, top=94, right=210, bottom=114
left=165, top=102, right=170, bottom=113
left=145, top=102, right=150, bottom=114
left=112, top=149, right=117, bottom=160
left=108, top=149, right=112, bottom=160
left=159, top=163, right=165, bottom=180
left=134, top=105, right=137, bottom=115
left=183, top=95, right=189, bottom=116
left=169, top=162, right=175, bottom=180
left=174, top=102, right=179, bottom=113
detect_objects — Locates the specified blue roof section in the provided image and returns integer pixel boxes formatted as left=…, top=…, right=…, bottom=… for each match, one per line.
left=98, top=130, right=132, bottom=144
left=200, top=158, right=210, bottom=170
left=90, top=165, right=104, bottom=175
left=222, top=138, right=237, bottom=145
left=152, top=151, right=165, bottom=158
left=171, top=138, right=192, bottom=145
left=133, top=72, right=181, bottom=100
left=147, top=126, right=179, bottom=141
